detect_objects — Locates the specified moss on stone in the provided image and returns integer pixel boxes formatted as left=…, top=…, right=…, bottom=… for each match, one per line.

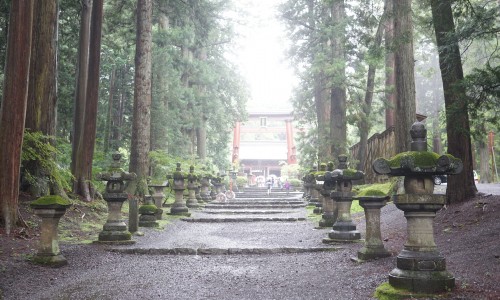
left=387, top=151, right=440, bottom=168
left=342, top=169, right=358, bottom=177
left=30, top=195, right=71, bottom=207
left=139, top=204, right=158, bottom=214
left=374, top=282, right=439, bottom=300
left=357, top=189, right=386, bottom=197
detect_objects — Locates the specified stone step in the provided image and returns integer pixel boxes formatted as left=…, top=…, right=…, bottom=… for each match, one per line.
left=202, top=210, right=294, bottom=215
left=181, top=216, right=307, bottom=222
left=208, top=200, right=305, bottom=205
left=110, top=247, right=340, bottom=256
left=204, top=204, right=306, bottom=209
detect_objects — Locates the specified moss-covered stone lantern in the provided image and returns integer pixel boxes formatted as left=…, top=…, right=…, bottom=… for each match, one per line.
left=30, top=195, right=72, bottom=267
left=301, top=167, right=316, bottom=200
left=167, top=163, right=189, bottom=215
left=96, top=153, right=136, bottom=244
left=148, top=181, right=168, bottom=220
left=323, top=155, right=364, bottom=243
left=373, top=121, right=462, bottom=293
left=186, top=165, right=199, bottom=208
left=199, top=170, right=212, bottom=202
left=211, top=172, right=226, bottom=199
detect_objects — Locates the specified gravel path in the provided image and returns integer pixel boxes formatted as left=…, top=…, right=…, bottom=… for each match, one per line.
left=1, top=191, right=499, bottom=300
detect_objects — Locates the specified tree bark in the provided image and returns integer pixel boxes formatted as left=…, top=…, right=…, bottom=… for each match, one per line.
left=104, top=67, right=116, bottom=153
left=25, top=0, right=60, bottom=197
left=384, top=0, right=395, bottom=129
left=393, top=0, right=416, bottom=153
left=329, top=0, right=347, bottom=159
left=129, top=0, right=152, bottom=196
left=357, top=10, right=385, bottom=172
left=0, top=0, right=34, bottom=234
left=430, top=0, right=477, bottom=203
left=71, top=0, right=92, bottom=201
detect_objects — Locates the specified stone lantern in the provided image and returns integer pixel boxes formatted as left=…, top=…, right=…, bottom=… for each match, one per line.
left=323, top=155, right=364, bottom=243
left=168, top=163, right=189, bottom=215
left=96, top=152, right=136, bottom=244
left=148, top=182, right=168, bottom=220
left=318, top=161, right=336, bottom=227
left=30, top=195, right=72, bottom=267
left=186, top=165, right=199, bottom=208
left=199, top=171, right=212, bottom=202
left=301, top=167, right=316, bottom=200
left=211, top=172, right=226, bottom=199
left=373, top=121, right=462, bottom=293
left=313, top=163, right=327, bottom=214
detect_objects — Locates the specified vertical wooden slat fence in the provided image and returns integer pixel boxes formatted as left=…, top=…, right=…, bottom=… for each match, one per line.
left=350, top=126, right=396, bottom=183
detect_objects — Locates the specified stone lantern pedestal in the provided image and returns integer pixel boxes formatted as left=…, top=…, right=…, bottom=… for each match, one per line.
left=319, top=188, right=336, bottom=227
left=96, top=153, right=136, bottom=244
left=149, top=184, right=166, bottom=220
left=200, top=176, right=211, bottom=202
left=169, top=163, right=189, bottom=215
left=30, top=196, right=71, bottom=267
left=326, top=191, right=360, bottom=241
left=389, top=193, right=454, bottom=292
left=355, top=195, right=391, bottom=261
left=313, top=184, right=323, bottom=214
left=186, top=166, right=199, bottom=208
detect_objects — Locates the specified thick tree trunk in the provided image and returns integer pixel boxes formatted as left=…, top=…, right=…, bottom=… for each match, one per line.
left=0, top=0, right=33, bottom=234
left=384, top=0, right=395, bottom=129
left=315, top=71, right=331, bottom=161
left=393, top=0, right=416, bottom=153
left=25, top=0, right=60, bottom=198
left=479, top=137, right=490, bottom=183
left=196, top=118, right=207, bottom=159
left=430, top=0, right=477, bottom=203
left=71, top=0, right=92, bottom=201
left=357, top=12, right=385, bottom=172
left=329, top=0, right=347, bottom=159
left=129, top=0, right=152, bottom=196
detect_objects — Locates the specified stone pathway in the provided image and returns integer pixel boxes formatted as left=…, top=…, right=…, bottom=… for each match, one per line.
left=111, top=187, right=341, bottom=255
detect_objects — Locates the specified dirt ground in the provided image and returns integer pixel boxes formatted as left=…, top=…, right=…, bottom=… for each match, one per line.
left=0, top=192, right=499, bottom=299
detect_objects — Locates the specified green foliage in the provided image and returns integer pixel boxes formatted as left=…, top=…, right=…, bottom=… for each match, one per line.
left=21, top=130, right=73, bottom=193
left=235, top=176, right=247, bottom=188
left=289, top=178, right=302, bottom=189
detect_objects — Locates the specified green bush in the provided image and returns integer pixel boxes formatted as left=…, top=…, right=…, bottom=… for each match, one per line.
left=235, top=176, right=247, bottom=188
left=289, top=178, right=302, bottom=188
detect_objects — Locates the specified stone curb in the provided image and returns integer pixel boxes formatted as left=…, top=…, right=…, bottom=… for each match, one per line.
left=202, top=210, right=293, bottom=215
left=109, top=247, right=343, bottom=256
left=181, top=217, right=307, bottom=222
left=205, top=204, right=306, bottom=209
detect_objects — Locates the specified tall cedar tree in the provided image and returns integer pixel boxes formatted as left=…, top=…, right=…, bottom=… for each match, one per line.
left=0, top=0, right=34, bottom=234
left=129, top=0, right=153, bottom=196
left=430, top=0, right=477, bottom=203
left=330, top=0, right=347, bottom=159
left=384, top=0, right=395, bottom=129
left=71, top=0, right=104, bottom=201
left=25, top=0, right=63, bottom=198
left=393, top=0, right=416, bottom=152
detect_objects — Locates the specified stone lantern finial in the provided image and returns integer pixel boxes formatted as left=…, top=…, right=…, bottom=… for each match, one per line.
left=410, top=121, right=427, bottom=151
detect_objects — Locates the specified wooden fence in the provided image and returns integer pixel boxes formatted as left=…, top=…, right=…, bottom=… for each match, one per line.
left=350, top=126, right=396, bottom=183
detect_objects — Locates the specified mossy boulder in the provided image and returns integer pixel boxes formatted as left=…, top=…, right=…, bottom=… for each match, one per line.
left=139, top=204, right=158, bottom=215
left=357, top=189, right=387, bottom=197
left=30, top=195, right=71, bottom=209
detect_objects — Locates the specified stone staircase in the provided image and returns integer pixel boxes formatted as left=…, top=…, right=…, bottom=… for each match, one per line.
left=110, top=186, right=337, bottom=255
left=182, top=187, right=306, bottom=222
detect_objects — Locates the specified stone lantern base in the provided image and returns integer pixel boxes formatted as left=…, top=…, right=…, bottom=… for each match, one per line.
left=389, top=194, right=455, bottom=293
left=96, top=193, right=135, bottom=245
left=324, top=192, right=360, bottom=242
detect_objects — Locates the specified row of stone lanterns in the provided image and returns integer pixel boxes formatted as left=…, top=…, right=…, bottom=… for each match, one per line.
left=302, top=121, right=461, bottom=295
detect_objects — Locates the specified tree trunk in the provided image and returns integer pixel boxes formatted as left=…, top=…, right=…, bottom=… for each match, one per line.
left=25, top=0, right=60, bottom=197
left=357, top=10, right=385, bottom=172
left=196, top=118, right=207, bottom=159
left=104, top=68, right=116, bottom=153
left=393, top=0, right=416, bottom=153
left=71, top=0, right=92, bottom=201
left=0, top=0, right=34, bottom=234
left=129, top=0, right=152, bottom=196
left=329, top=0, right=347, bottom=159
left=430, top=0, right=477, bottom=203
left=384, top=0, right=395, bottom=129
left=479, top=137, right=490, bottom=183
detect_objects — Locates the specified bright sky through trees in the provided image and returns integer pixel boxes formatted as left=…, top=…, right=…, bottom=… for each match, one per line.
left=229, top=0, right=296, bottom=111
